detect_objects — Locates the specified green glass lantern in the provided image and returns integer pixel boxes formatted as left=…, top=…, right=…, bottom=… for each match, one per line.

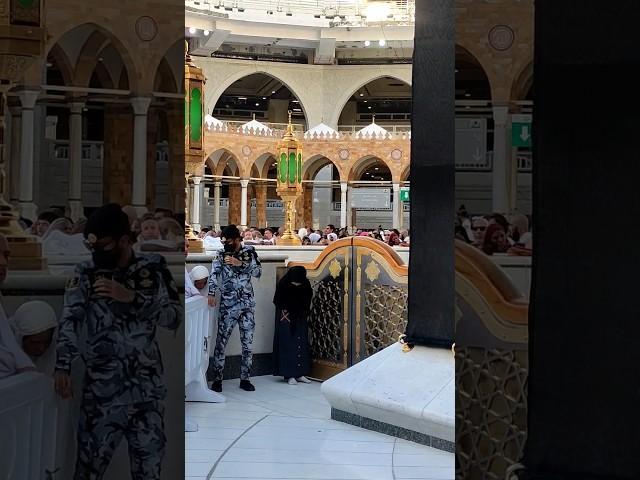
left=276, top=111, right=303, bottom=245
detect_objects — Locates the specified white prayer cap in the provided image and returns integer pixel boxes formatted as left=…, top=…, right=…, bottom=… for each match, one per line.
left=190, top=265, right=209, bottom=281
left=12, top=301, right=57, bottom=337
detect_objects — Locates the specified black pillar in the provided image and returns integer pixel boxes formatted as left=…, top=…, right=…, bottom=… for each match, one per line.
left=405, top=0, right=455, bottom=348
left=524, top=2, right=640, bottom=478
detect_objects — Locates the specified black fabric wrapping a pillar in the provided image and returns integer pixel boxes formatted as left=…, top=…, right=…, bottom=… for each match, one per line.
left=405, top=0, right=455, bottom=348
left=524, top=2, right=640, bottom=478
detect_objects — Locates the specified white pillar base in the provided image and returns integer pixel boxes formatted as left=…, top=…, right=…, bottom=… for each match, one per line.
left=68, top=199, right=84, bottom=222
left=185, top=371, right=226, bottom=403
left=18, top=201, right=37, bottom=222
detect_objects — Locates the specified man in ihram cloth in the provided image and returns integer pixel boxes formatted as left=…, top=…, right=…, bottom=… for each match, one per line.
left=208, top=224, right=262, bottom=392
left=54, top=203, right=181, bottom=480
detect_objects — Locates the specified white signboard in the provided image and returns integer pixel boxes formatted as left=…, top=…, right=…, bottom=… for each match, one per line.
left=350, top=188, right=391, bottom=210
left=455, top=118, right=487, bottom=168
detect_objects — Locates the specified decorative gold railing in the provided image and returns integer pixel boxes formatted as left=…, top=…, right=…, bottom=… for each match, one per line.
left=291, top=238, right=529, bottom=479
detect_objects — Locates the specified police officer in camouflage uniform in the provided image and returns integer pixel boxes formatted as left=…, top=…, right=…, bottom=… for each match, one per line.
left=54, top=203, right=181, bottom=480
left=208, top=225, right=262, bottom=392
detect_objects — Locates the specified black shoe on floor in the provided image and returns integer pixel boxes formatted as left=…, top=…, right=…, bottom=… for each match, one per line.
left=239, top=380, right=255, bottom=391
left=211, top=380, right=222, bottom=393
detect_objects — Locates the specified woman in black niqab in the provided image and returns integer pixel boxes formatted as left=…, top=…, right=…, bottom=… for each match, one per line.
left=272, top=266, right=313, bottom=384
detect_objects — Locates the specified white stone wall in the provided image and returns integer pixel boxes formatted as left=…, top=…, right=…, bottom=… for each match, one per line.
left=194, top=57, right=412, bottom=129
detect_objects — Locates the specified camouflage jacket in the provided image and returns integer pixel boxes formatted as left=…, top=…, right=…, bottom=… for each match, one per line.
left=55, top=253, right=182, bottom=406
left=208, top=245, right=262, bottom=309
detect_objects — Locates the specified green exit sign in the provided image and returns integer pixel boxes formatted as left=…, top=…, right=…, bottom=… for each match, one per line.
left=400, top=188, right=410, bottom=202
left=512, top=114, right=532, bottom=147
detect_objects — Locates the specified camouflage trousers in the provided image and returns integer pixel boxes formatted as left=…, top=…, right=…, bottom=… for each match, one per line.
left=212, top=306, right=255, bottom=381
left=74, top=400, right=166, bottom=480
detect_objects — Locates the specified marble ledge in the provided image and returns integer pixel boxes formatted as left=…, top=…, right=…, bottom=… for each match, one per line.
left=321, top=342, right=455, bottom=448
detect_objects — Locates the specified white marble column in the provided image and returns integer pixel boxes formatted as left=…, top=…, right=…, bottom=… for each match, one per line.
left=346, top=184, right=354, bottom=232
left=8, top=103, right=21, bottom=205
left=213, top=181, right=222, bottom=231
left=392, top=182, right=401, bottom=229
left=240, top=178, right=249, bottom=229
left=18, top=90, right=39, bottom=221
left=68, top=101, right=84, bottom=221
left=131, top=97, right=152, bottom=215
left=191, top=176, right=203, bottom=232
left=491, top=105, right=512, bottom=213
left=340, top=182, right=348, bottom=228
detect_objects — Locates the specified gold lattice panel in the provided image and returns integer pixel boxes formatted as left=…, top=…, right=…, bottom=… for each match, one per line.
left=362, top=284, right=408, bottom=357
left=456, top=347, right=528, bottom=480
left=308, top=278, right=344, bottom=364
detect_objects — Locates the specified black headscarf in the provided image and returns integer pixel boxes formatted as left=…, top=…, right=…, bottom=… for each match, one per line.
left=273, top=266, right=313, bottom=316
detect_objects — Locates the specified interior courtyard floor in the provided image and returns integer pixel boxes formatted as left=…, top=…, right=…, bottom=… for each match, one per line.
left=185, top=375, right=454, bottom=480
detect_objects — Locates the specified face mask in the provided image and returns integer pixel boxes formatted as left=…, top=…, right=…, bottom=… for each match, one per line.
left=92, top=247, right=120, bottom=269
left=224, top=241, right=235, bottom=253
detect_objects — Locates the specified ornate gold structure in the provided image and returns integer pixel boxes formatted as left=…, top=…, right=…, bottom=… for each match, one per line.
left=276, top=111, right=303, bottom=246
left=0, top=0, right=47, bottom=270
left=184, top=40, right=204, bottom=253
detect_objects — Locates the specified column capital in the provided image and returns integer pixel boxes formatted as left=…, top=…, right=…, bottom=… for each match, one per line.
left=340, top=181, right=348, bottom=193
left=192, top=175, right=202, bottom=185
left=240, top=178, right=250, bottom=188
left=69, top=101, right=86, bottom=114
left=17, top=89, right=40, bottom=109
left=392, top=182, right=401, bottom=191
left=130, top=96, right=153, bottom=115
left=492, top=105, right=510, bottom=126
left=214, top=181, right=223, bottom=187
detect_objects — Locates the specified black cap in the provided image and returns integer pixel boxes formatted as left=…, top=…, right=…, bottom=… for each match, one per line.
left=221, top=224, right=241, bottom=240
left=84, top=203, right=130, bottom=241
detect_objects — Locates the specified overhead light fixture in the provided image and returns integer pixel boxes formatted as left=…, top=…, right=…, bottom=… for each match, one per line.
left=204, top=30, right=210, bottom=36
left=368, top=106, right=372, bottom=109
left=359, top=93, right=364, bottom=97
left=238, top=96, right=247, bottom=100
left=272, top=90, right=276, bottom=94
left=188, top=27, right=197, bottom=34
left=465, top=93, right=471, bottom=97
left=262, top=97, right=267, bottom=100
left=364, top=100, right=368, bottom=103
left=379, top=39, right=386, bottom=47
left=364, top=40, right=371, bottom=47
left=255, top=103, right=260, bottom=106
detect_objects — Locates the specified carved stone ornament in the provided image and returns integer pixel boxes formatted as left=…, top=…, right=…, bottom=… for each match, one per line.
left=135, top=16, right=158, bottom=42
left=339, top=149, right=349, bottom=160
left=242, top=145, right=252, bottom=157
left=391, top=149, right=402, bottom=161
left=488, top=25, right=515, bottom=51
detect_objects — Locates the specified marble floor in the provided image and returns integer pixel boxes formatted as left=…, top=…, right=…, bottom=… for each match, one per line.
left=185, top=375, right=454, bottom=480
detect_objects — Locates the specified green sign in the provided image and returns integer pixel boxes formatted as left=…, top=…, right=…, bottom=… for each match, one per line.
left=400, top=188, right=410, bottom=202
left=512, top=114, right=532, bottom=147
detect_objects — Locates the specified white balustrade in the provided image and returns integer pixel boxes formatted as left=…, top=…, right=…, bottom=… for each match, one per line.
left=0, top=372, right=58, bottom=480
left=185, top=295, right=224, bottom=404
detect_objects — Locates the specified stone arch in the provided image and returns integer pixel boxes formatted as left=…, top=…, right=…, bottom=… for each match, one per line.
left=47, top=23, right=139, bottom=91
left=455, top=44, right=493, bottom=101
left=302, top=154, right=345, bottom=182
left=348, top=155, right=394, bottom=182
left=46, top=44, right=74, bottom=86
left=153, top=40, right=183, bottom=94
left=327, top=72, right=413, bottom=129
left=510, top=60, right=534, bottom=101
left=206, top=69, right=312, bottom=128
left=400, top=165, right=410, bottom=183
left=206, top=148, right=241, bottom=178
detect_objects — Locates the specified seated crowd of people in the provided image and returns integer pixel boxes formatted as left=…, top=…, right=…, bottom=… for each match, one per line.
left=23, top=206, right=187, bottom=254
left=455, top=205, right=533, bottom=256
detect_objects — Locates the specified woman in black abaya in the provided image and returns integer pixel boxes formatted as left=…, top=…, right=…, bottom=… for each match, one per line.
left=273, top=266, right=313, bottom=385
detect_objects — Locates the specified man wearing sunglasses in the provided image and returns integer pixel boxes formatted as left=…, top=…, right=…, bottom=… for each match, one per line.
left=208, top=224, right=262, bottom=392
left=54, top=203, right=181, bottom=480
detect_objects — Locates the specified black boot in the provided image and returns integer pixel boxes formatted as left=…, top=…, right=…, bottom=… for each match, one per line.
left=211, top=380, right=222, bottom=392
left=239, top=380, right=255, bottom=391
